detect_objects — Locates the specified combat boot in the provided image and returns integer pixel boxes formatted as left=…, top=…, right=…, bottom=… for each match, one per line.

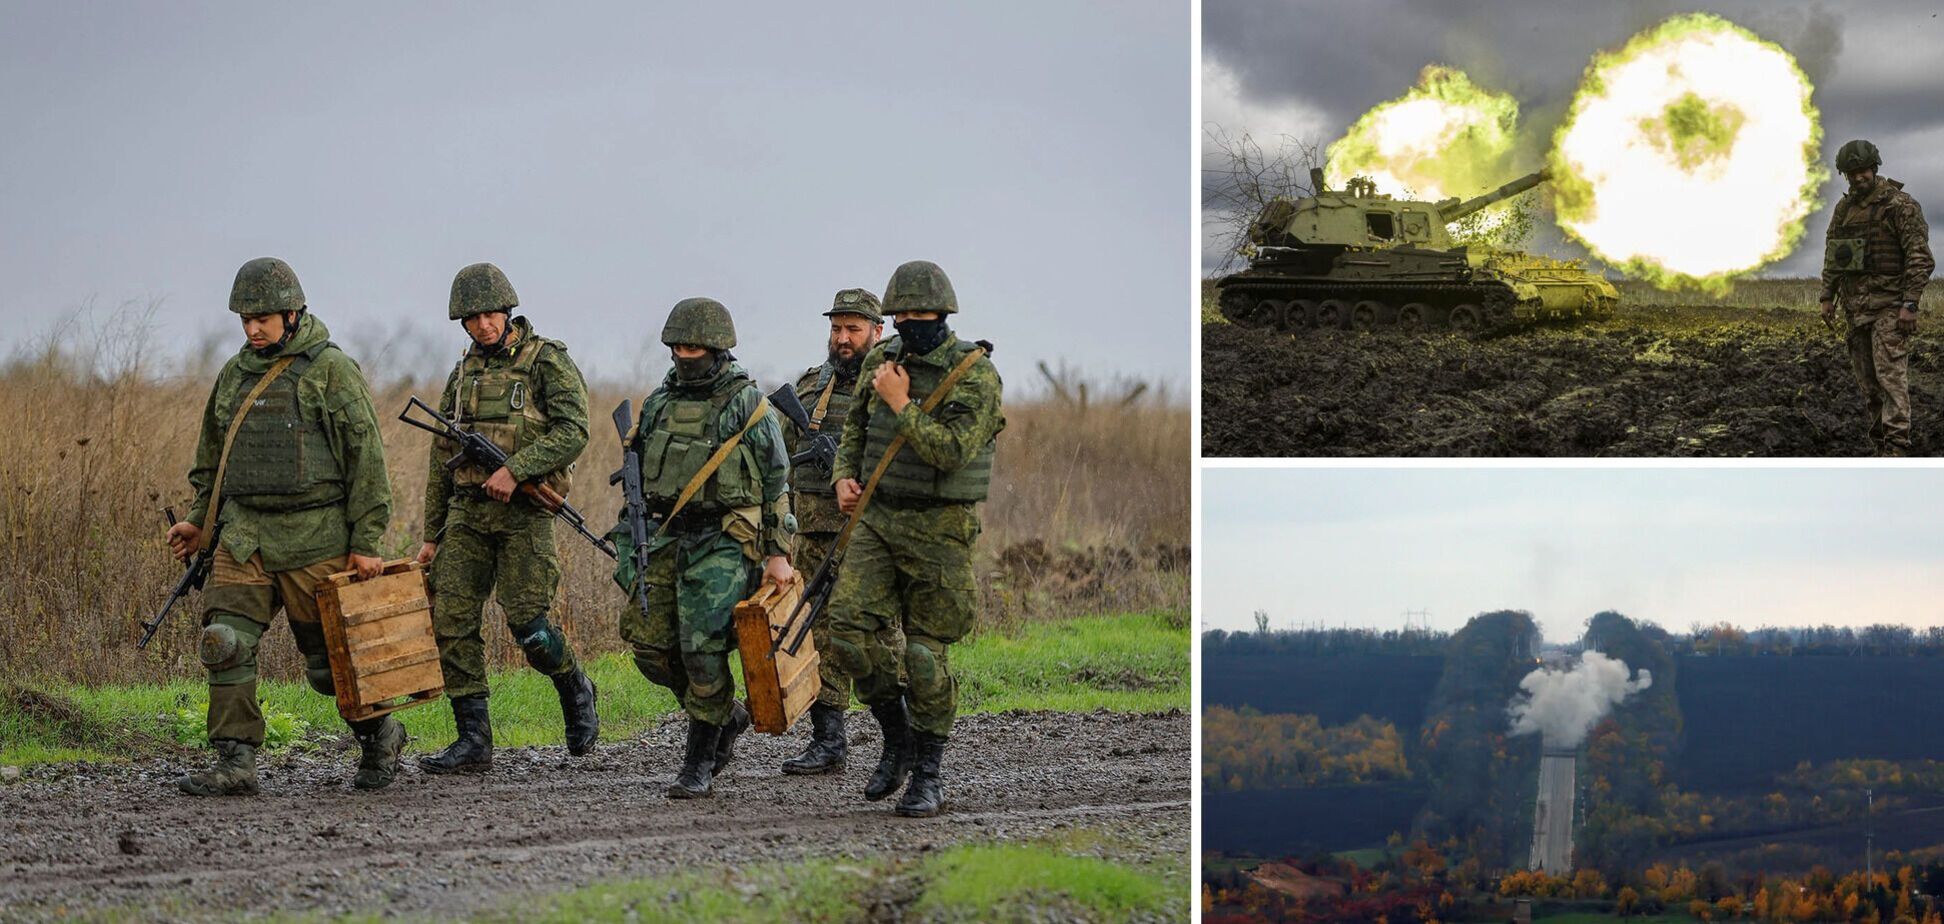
left=713, top=700, right=751, bottom=773
left=895, top=731, right=948, bottom=817
left=780, top=701, right=847, bottom=775
left=177, top=739, right=260, bottom=796
left=552, top=668, right=600, bottom=756
left=863, top=698, right=914, bottom=802
left=419, top=694, right=493, bottom=774
left=349, top=716, right=406, bottom=791
left=667, top=718, right=722, bottom=799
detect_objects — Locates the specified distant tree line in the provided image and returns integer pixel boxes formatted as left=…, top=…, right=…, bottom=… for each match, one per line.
left=1205, top=616, right=1944, bottom=658
left=1203, top=624, right=1450, bottom=657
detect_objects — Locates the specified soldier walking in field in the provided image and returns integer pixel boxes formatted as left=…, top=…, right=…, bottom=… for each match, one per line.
left=166, top=257, right=399, bottom=795
left=826, top=260, right=1005, bottom=817
left=1819, top=139, right=1935, bottom=456
left=777, top=288, right=884, bottom=775
left=614, top=298, right=796, bottom=798
left=416, top=263, right=600, bottom=773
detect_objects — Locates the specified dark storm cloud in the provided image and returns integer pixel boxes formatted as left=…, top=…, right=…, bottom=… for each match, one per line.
left=1204, top=0, right=1944, bottom=278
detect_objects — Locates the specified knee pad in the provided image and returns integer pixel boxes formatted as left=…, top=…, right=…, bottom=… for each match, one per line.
left=512, top=616, right=568, bottom=674
left=200, top=614, right=264, bottom=686
left=632, top=646, right=677, bottom=688
left=681, top=651, right=730, bottom=702
left=822, top=635, right=870, bottom=680
left=304, top=661, right=336, bottom=696
left=904, top=636, right=952, bottom=695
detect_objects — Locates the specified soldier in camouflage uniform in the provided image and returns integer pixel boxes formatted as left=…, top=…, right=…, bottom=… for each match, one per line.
left=778, top=287, right=884, bottom=775
left=614, top=298, right=795, bottom=798
left=165, top=257, right=398, bottom=795
left=827, top=261, right=1004, bottom=817
left=415, top=263, right=600, bottom=773
left=1820, top=139, right=1935, bottom=456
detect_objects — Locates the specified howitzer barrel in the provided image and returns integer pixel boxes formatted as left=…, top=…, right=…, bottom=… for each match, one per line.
left=1443, top=169, right=1549, bottom=223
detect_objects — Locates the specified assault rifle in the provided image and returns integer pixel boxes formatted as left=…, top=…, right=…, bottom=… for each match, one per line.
left=608, top=399, right=656, bottom=615
left=398, top=395, right=616, bottom=559
left=773, top=541, right=840, bottom=657
left=766, top=384, right=839, bottom=473
left=139, top=507, right=219, bottom=649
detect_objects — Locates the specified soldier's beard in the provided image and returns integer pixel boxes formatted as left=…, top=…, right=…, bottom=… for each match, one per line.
left=1849, top=174, right=1877, bottom=194
left=828, top=344, right=866, bottom=378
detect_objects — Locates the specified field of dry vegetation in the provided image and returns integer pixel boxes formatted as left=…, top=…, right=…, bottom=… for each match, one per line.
left=0, top=315, right=1187, bottom=685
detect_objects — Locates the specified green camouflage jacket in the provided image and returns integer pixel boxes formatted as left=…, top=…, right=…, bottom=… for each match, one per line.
left=186, top=313, right=391, bottom=571
left=833, top=332, right=1005, bottom=488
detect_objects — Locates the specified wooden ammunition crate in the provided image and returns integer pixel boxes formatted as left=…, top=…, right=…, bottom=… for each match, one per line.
left=733, top=576, right=819, bottom=734
left=315, top=560, right=444, bottom=722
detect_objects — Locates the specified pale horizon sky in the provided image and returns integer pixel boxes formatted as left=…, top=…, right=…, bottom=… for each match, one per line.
left=1203, top=468, right=1944, bottom=643
left=0, top=1, right=1188, bottom=391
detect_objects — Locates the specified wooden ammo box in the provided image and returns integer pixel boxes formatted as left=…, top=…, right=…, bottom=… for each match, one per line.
left=315, top=559, right=444, bottom=722
left=733, top=576, right=819, bottom=734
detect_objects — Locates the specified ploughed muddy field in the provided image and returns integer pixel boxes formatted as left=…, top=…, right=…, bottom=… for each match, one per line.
left=1203, top=305, right=1943, bottom=456
left=0, top=710, right=1188, bottom=922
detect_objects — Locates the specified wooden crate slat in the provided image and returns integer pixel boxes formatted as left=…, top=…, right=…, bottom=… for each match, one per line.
left=734, top=577, right=814, bottom=734
left=315, top=560, right=443, bottom=722
left=356, top=659, right=447, bottom=704
left=344, top=611, right=439, bottom=649
left=341, top=598, right=430, bottom=628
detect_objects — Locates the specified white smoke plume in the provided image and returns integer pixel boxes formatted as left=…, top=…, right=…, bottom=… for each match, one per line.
left=1506, top=651, right=1652, bottom=747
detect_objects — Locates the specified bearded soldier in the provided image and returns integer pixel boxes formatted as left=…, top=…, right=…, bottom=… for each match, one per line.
left=777, top=288, right=883, bottom=775
left=1820, top=139, right=1935, bottom=456
left=827, top=261, right=1004, bottom=817
left=416, top=263, right=600, bottom=773
left=615, top=298, right=795, bottom=798
left=166, top=257, right=397, bottom=795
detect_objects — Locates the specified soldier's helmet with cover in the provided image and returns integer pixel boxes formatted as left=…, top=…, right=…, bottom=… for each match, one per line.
left=1836, top=139, right=1882, bottom=174
left=824, top=288, right=883, bottom=323
left=228, top=257, right=306, bottom=316
left=449, top=263, right=520, bottom=320
left=661, top=297, right=737, bottom=350
left=883, top=261, right=958, bottom=316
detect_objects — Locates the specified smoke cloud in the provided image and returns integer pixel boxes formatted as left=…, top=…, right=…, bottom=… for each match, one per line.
left=1506, top=651, right=1653, bottom=747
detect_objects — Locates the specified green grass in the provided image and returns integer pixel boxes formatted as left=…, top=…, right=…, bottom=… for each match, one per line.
left=0, top=611, right=1186, bottom=767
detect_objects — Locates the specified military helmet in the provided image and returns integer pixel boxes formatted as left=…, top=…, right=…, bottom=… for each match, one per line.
left=661, top=297, right=737, bottom=350
left=449, top=262, right=520, bottom=320
left=824, top=288, right=883, bottom=323
left=228, top=257, right=305, bottom=316
left=1836, top=139, right=1882, bottom=173
left=883, top=261, right=958, bottom=315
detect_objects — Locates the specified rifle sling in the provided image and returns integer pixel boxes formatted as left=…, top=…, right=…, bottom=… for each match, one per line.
left=651, top=397, right=771, bottom=539
left=200, top=356, right=298, bottom=534
left=808, top=374, right=838, bottom=431
left=832, top=347, right=986, bottom=553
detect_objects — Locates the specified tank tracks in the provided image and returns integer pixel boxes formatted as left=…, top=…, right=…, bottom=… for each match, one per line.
left=1215, top=279, right=1609, bottom=335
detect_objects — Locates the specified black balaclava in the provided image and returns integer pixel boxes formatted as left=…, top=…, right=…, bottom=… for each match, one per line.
left=674, top=348, right=727, bottom=384
left=894, top=316, right=951, bottom=357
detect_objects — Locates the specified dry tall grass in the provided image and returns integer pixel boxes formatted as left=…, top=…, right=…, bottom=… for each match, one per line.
left=0, top=315, right=1187, bottom=685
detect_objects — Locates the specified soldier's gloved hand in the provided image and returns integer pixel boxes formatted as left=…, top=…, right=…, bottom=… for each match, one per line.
left=349, top=553, right=384, bottom=581
left=483, top=466, right=517, bottom=503
left=166, top=522, right=202, bottom=562
left=763, top=555, right=795, bottom=593
left=1898, top=306, right=1919, bottom=334
left=872, top=361, right=912, bottom=412
left=415, top=542, right=438, bottom=566
left=836, top=478, right=863, bottom=514
left=1820, top=300, right=1836, bottom=325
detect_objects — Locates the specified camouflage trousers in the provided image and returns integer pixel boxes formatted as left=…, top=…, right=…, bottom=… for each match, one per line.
left=823, top=502, right=980, bottom=738
left=430, top=496, right=579, bottom=699
left=1846, top=310, right=1914, bottom=453
left=793, top=530, right=852, bottom=709
left=618, top=527, right=756, bottom=725
left=199, top=547, right=349, bottom=746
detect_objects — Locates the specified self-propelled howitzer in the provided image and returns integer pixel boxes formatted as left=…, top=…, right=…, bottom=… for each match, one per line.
left=1215, top=169, right=1617, bottom=332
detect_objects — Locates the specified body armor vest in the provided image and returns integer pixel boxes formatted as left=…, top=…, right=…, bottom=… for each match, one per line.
left=450, top=335, right=573, bottom=496
left=221, top=349, right=346, bottom=511
left=1826, top=187, right=1908, bottom=277
left=638, top=380, right=764, bottom=513
left=791, top=364, right=856, bottom=497
left=859, top=343, right=994, bottom=503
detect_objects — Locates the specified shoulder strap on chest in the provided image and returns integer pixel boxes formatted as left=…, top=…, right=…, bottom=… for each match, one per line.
left=653, top=390, right=772, bottom=537
left=836, top=346, right=986, bottom=548
left=203, top=356, right=298, bottom=531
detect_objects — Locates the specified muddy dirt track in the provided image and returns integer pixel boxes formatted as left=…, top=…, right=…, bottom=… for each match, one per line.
left=1204, top=305, right=1943, bottom=456
left=0, top=710, right=1188, bottom=922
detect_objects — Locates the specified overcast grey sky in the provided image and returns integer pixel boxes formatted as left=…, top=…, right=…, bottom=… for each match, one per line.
left=1, top=1, right=1187, bottom=388
left=1203, top=468, right=1944, bottom=643
left=1202, top=0, right=1944, bottom=277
